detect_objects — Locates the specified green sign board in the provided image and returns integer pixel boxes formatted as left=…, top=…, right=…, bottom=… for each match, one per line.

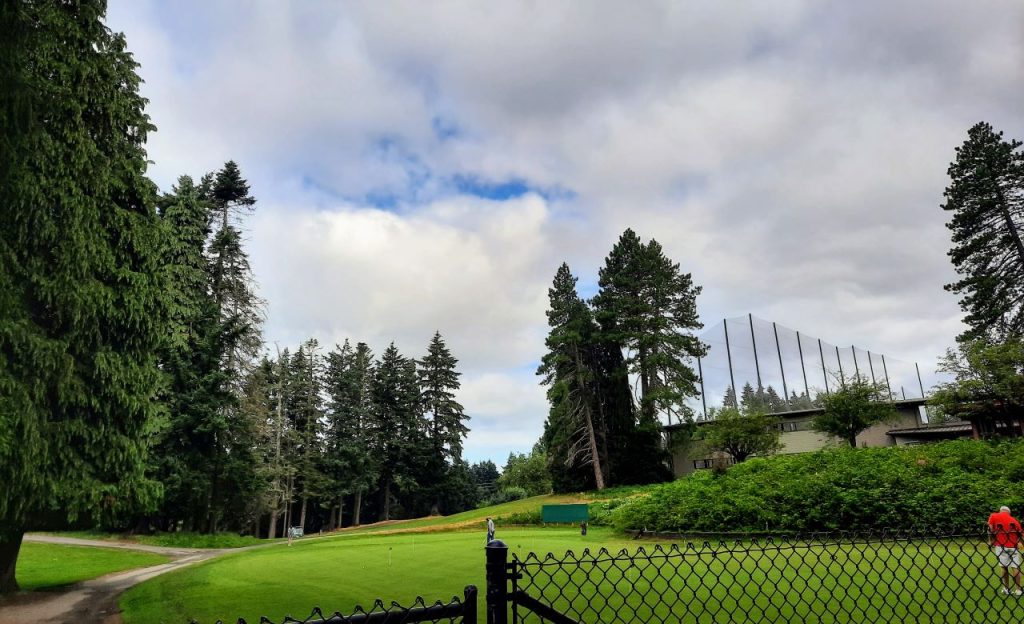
left=541, top=504, right=589, bottom=523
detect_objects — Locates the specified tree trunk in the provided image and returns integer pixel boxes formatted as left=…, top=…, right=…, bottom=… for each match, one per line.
left=268, top=507, right=279, bottom=539
left=0, top=531, right=25, bottom=594
left=573, top=345, right=605, bottom=490
left=382, top=480, right=391, bottom=521
left=337, top=495, right=344, bottom=530
left=328, top=506, right=337, bottom=532
left=353, top=490, right=362, bottom=526
left=299, top=497, right=308, bottom=531
left=638, top=345, right=653, bottom=421
left=996, top=185, right=1024, bottom=272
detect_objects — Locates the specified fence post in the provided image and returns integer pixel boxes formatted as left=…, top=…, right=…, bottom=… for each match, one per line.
left=464, top=585, right=479, bottom=624
left=486, top=540, right=509, bottom=624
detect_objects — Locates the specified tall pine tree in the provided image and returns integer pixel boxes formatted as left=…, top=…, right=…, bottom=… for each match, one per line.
left=943, top=122, right=1024, bottom=342
left=538, top=264, right=607, bottom=490
left=0, top=1, right=166, bottom=592
left=418, top=332, right=470, bottom=514
left=369, top=344, right=423, bottom=520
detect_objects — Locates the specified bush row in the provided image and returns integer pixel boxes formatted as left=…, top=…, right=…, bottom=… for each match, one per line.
left=611, top=439, right=1024, bottom=533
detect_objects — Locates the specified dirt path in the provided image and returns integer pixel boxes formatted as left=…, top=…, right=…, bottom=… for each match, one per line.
left=0, top=517, right=486, bottom=623
left=0, top=536, right=246, bottom=624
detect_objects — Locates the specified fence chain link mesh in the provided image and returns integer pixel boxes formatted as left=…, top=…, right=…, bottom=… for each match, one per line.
left=507, top=531, right=1020, bottom=623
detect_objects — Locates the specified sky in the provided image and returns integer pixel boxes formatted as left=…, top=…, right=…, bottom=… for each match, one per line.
left=105, top=0, right=1024, bottom=464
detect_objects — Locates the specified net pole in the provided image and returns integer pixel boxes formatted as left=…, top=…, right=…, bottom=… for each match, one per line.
left=749, top=313, right=763, bottom=393
left=819, top=339, right=830, bottom=395
left=773, top=322, right=790, bottom=409
left=724, top=318, right=738, bottom=408
left=797, top=331, right=810, bottom=400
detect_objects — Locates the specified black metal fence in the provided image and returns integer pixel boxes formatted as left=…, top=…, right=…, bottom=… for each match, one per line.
left=199, top=586, right=477, bottom=624
left=196, top=531, right=1022, bottom=624
left=487, top=531, right=1022, bottom=624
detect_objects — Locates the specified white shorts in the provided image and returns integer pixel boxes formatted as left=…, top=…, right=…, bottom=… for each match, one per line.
left=994, top=545, right=1022, bottom=568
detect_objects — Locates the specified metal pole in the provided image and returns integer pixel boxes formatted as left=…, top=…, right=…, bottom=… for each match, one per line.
left=851, top=347, right=860, bottom=382
left=697, top=356, right=707, bottom=420
left=881, top=354, right=893, bottom=400
left=749, top=313, right=763, bottom=393
left=724, top=319, right=738, bottom=408
left=797, top=331, right=810, bottom=400
left=835, top=345, right=845, bottom=387
left=773, top=322, right=790, bottom=409
left=867, top=350, right=877, bottom=386
left=915, top=362, right=925, bottom=398
left=818, top=339, right=830, bottom=395
left=486, top=540, right=509, bottom=624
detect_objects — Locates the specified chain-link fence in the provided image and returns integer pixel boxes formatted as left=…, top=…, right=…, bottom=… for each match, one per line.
left=490, top=531, right=1021, bottom=623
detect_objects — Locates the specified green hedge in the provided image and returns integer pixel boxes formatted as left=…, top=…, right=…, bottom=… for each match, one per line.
left=612, top=439, right=1024, bottom=533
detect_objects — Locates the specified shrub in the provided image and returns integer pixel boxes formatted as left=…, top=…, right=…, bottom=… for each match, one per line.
left=611, top=439, right=1024, bottom=533
left=484, top=486, right=529, bottom=506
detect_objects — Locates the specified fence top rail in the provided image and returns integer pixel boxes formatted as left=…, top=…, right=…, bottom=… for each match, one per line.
left=511, top=530, right=991, bottom=567
left=197, top=588, right=474, bottom=624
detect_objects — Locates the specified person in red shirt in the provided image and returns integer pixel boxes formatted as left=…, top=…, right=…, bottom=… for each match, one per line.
left=988, top=506, right=1023, bottom=596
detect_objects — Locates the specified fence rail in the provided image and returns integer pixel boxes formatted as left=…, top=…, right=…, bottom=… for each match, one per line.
left=197, top=586, right=477, bottom=624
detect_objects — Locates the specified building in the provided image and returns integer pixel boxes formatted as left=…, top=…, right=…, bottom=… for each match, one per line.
left=665, top=398, right=974, bottom=477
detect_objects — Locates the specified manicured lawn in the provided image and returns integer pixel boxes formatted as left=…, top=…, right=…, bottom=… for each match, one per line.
left=16, top=543, right=170, bottom=590
left=121, top=527, right=629, bottom=623
left=46, top=530, right=274, bottom=549
left=120, top=527, right=1017, bottom=624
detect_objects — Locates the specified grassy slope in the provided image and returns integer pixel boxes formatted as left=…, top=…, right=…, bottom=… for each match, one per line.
left=16, top=543, right=169, bottom=590
left=332, top=493, right=589, bottom=535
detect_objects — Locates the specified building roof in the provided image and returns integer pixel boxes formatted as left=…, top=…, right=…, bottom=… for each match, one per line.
left=886, top=422, right=972, bottom=436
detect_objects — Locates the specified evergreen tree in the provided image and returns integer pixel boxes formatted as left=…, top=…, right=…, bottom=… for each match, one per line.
left=417, top=332, right=470, bottom=514
left=470, top=460, right=501, bottom=499
left=538, top=264, right=607, bottom=490
left=287, top=339, right=326, bottom=530
left=740, top=382, right=766, bottom=413
left=205, top=160, right=263, bottom=385
left=943, top=122, right=1024, bottom=342
left=0, top=1, right=165, bottom=592
left=323, top=341, right=377, bottom=528
left=369, top=344, right=423, bottom=520
left=592, top=231, right=706, bottom=425
left=419, top=332, right=469, bottom=462
left=764, top=385, right=787, bottom=412
left=149, top=178, right=231, bottom=533
left=723, top=385, right=739, bottom=410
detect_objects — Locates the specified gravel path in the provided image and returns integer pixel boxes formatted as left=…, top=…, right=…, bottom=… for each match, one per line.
left=0, top=536, right=241, bottom=624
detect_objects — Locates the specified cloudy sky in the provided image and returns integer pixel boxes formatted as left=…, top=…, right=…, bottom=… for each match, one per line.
left=106, top=1, right=1024, bottom=464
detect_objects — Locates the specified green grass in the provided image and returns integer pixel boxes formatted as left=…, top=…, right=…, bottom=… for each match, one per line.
left=46, top=530, right=272, bottom=549
left=120, top=527, right=1014, bottom=624
left=121, top=527, right=627, bottom=623
left=16, top=543, right=170, bottom=591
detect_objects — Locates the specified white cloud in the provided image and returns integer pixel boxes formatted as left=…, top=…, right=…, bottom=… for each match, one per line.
left=105, top=0, right=1024, bottom=462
